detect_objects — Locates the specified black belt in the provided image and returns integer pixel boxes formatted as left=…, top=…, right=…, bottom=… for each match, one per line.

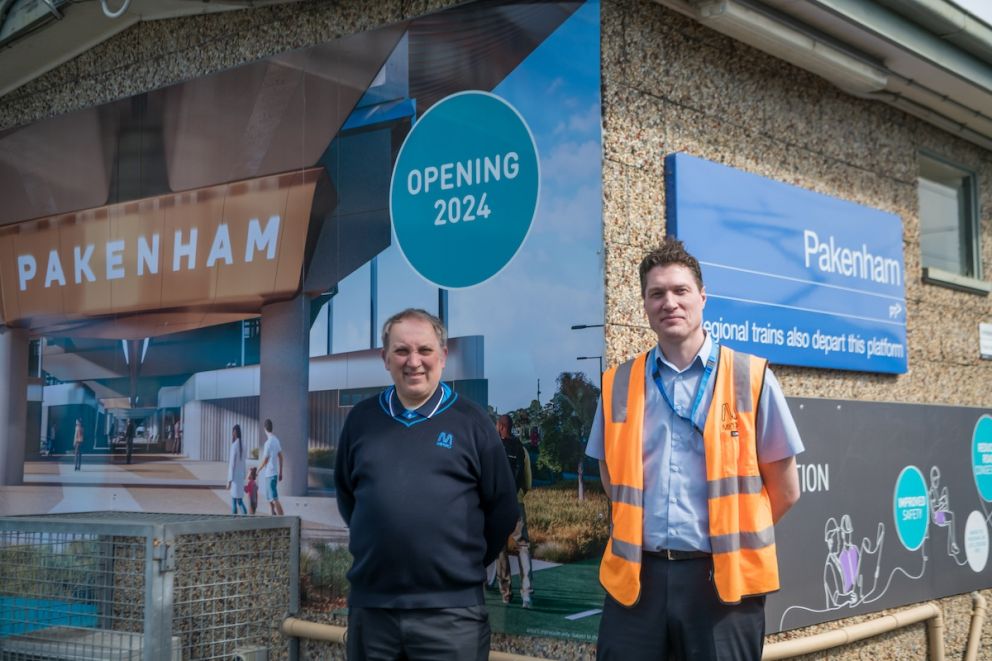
left=644, top=548, right=711, bottom=561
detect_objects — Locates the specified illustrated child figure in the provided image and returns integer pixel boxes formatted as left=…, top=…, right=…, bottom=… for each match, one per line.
left=245, top=466, right=259, bottom=515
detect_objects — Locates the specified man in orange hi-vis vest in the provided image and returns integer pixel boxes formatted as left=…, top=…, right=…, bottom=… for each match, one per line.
left=586, top=237, right=803, bottom=660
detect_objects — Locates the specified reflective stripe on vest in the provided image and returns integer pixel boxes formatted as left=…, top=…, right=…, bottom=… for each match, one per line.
left=599, top=345, right=779, bottom=606
left=599, top=352, right=647, bottom=606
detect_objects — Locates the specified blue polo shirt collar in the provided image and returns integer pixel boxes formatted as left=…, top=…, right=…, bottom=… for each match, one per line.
left=387, top=382, right=451, bottom=422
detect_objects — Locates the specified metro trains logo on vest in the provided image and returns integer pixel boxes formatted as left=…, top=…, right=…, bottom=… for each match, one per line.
left=722, top=403, right=739, bottom=436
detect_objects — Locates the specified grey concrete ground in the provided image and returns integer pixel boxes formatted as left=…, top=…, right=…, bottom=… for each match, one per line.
left=1, top=456, right=347, bottom=539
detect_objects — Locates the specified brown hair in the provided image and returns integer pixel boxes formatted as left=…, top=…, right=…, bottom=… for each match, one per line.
left=381, top=308, right=447, bottom=349
left=638, top=236, right=704, bottom=295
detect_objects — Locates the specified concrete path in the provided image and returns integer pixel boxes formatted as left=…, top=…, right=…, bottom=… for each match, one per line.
left=5, top=456, right=348, bottom=540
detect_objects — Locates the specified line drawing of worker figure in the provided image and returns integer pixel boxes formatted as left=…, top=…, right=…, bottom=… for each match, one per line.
left=823, top=514, right=884, bottom=608
left=928, top=465, right=960, bottom=557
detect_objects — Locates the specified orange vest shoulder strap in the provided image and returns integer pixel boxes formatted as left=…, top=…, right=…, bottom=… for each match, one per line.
left=604, top=352, right=648, bottom=424
left=716, top=345, right=767, bottom=415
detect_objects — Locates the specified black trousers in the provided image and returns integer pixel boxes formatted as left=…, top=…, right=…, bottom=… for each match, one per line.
left=347, top=605, right=490, bottom=661
left=597, top=555, right=765, bottom=661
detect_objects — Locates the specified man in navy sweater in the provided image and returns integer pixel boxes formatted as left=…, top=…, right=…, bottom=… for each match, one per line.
left=335, top=308, right=519, bottom=661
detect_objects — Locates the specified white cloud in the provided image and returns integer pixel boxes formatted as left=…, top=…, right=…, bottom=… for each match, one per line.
left=540, top=138, right=602, bottom=188
left=534, top=183, right=603, bottom=244
left=554, top=101, right=600, bottom=136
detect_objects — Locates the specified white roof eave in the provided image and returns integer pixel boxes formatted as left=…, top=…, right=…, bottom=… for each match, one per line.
left=657, top=0, right=992, bottom=150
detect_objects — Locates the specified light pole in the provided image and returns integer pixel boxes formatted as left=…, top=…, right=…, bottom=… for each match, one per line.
left=576, top=356, right=603, bottom=392
left=572, top=323, right=605, bottom=392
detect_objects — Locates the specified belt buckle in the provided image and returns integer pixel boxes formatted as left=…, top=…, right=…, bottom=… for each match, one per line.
left=664, top=549, right=677, bottom=561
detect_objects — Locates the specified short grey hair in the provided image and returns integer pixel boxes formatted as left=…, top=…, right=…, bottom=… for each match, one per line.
left=381, top=308, right=447, bottom=349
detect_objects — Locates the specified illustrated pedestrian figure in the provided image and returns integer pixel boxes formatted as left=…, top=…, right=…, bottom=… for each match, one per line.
left=227, top=424, right=248, bottom=515
left=495, top=413, right=535, bottom=608
left=588, top=238, right=804, bottom=661
left=45, top=422, right=56, bottom=457
left=124, top=419, right=135, bottom=465
left=929, top=465, right=960, bottom=556
left=824, top=516, right=857, bottom=607
left=823, top=514, right=884, bottom=609
left=73, top=419, right=84, bottom=471
left=257, top=419, right=284, bottom=515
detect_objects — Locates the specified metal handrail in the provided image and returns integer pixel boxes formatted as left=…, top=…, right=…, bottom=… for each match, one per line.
left=281, top=617, right=548, bottom=661
left=285, top=593, right=992, bottom=661
left=965, top=592, right=987, bottom=661
left=762, top=603, right=944, bottom=660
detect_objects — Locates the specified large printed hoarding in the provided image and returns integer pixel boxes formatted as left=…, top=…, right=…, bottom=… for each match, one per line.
left=667, top=153, right=908, bottom=374
left=0, top=0, right=608, bottom=643
left=0, top=1, right=604, bottom=454
left=770, top=399, right=992, bottom=632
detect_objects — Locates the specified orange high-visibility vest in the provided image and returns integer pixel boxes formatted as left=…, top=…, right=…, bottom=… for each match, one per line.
left=599, top=344, right=779, bottom=605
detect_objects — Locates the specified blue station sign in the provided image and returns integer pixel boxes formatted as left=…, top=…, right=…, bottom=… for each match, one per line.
left=666, top=153, right=907, bottom=374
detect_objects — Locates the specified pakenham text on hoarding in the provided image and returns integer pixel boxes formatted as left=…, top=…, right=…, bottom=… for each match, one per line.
left=16, top=216, right=280, bottom=291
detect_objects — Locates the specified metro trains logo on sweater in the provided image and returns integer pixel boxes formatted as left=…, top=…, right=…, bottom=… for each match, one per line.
left=436, top=432, right=454, bottom=449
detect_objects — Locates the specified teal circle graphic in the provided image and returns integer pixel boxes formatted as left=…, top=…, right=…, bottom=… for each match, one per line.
left=389, top=91, right=540, bottom=289
left=973, top=415, right=992, bottom=502
left=893, top=465, right=929, bottom=551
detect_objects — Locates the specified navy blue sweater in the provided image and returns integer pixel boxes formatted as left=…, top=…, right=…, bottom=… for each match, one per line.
left=335, top=387, right=518, bottom=608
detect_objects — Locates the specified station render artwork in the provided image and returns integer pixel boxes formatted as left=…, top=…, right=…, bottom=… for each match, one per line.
left=0, top=0, right=991, bottom=659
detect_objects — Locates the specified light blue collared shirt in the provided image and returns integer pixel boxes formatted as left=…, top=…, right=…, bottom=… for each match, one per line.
left=586, top=335, right=804, bottom=552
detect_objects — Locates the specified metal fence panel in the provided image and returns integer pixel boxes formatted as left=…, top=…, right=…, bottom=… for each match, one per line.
left=0, top=512, right=298, bottom=661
